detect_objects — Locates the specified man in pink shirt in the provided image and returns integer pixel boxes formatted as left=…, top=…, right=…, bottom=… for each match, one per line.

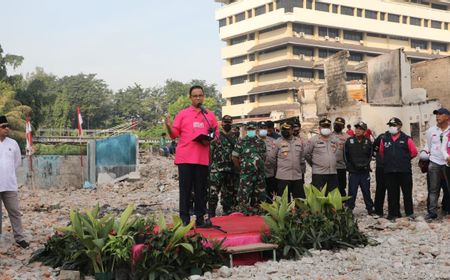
left=165, top=85, right=219, bottom=226
left=379, top=117, right=418, bottom=220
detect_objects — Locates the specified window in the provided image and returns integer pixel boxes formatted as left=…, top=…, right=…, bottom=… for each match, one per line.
left=319, top=27, right=339, bottom=38
left=249, top=95, right=256, bottom=103
left=315, top=2, right=329, bottom=12
left=431, top=21, right=442, bottom=29
left=410, top=17, right=421, bottom=26
left=219, top=18, right=226, bottom=28
left=230, top=55, right=246, bottom=65
left=276, top=0, right=299, bottom=13
left=357, top=9, right=362, bottom=17
left=260, top=46, right=286, bottom=55
left=411, top=39, right=427, bottom=49
left=423, top=19, right=428, bottom=27
left=268, top=3, right=273, bottom=11
left=332, top=4, right=338, bottom=14
left=260, top=24, right=287, bottom=34
left=367, top=33, right=387, bottom=38
left=349, top=52, right=363, bottom=62
left=341, top=6, right=354, bottom=16
left=347, top=73, right=364, bottom=81
left=248, top=33, right=255, bottom=40
left=230, top=75, right=247, bottom=85
left=388, top=14, right=400, bottom=23
left=230, top=35, right=247, bottom=45
left=306, top=0, right=312, bottom=9
left=248, top=53, right=255, bottom=61
left=255, top=5, right=266, bottom=16
left=402, top=16, right=407, bottom=24
left=249, top=74, right=256, bottom=82
left=380, top=12, right=386, bottom=20
left=431, top=3, right=447, bottom=10
left=432, top=42, right=448, bottom=52
left=293, top=23, right=314, bottom=35
left=343, top=30, right=363, bottom=41
left=365, top=10, right=377, bottom=19
left=235, top=12, right=245, bottom=22
left=445, top=23, right=448, bottom=30
left=318, top=70, right=325, bottom=79
left=390, top=35, right=408, bottom=41
left=293, top=46, right=314, bottom=57
left=247, top=10, right=253, bottom=18
left=293, top=68, right=314, bottom=78
left=318, top=48, right=338, bottom=58
left=230, top=96, right=247, bottom=105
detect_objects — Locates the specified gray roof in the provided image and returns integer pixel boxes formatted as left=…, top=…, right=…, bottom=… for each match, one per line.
left=248, top=59, right=367, bottom=74
left=248, top=81, right=303, bottom=95
left=248, top=103, right=300, bottom=116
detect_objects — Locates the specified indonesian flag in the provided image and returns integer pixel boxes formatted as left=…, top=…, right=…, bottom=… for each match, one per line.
left=25, top=116, right=33, bottom=152
left=77, top=106, right=83, bottom=136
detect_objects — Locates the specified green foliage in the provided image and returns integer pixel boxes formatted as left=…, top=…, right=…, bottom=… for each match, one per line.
left=261, top=184, right=369, bottom=260
left=134, top=214, right=225, bottom=280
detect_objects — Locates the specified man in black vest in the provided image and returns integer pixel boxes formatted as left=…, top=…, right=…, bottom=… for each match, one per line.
left=344, top=121, right=375, bottom=214
left=379, top=117, right=418, bottom=220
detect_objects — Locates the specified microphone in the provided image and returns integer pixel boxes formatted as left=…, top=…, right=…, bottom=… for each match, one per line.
left=199, top=104, right=207, bottom=114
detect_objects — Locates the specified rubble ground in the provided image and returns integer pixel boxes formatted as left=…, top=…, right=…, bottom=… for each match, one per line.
left=0, top=153, right=449, bottom=280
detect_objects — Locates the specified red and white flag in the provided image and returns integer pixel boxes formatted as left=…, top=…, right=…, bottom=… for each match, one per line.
left=25, top=116, right=33, bottom=153
left=77, top=106, right=83, bottom=136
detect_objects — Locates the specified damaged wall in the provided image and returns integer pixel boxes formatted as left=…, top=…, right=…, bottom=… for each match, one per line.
left=17, top=156, right=87, bottom=189
left=411, top=57, right=450, bottom=109
left=324, top=51, right=350, bottom=108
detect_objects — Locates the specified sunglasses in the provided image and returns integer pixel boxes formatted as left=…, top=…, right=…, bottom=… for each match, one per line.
left=0, top=124, right=10, bottom=129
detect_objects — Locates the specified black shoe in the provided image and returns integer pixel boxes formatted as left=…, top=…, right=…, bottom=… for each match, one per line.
left=406, top=214, right=416, bottom=221
left=386, top=215, right=397, bottom=221
left=16, top=240, right=29, bottom=248
left=425, top=213, right=437, bottom=222
left=195, top=218, right=205, bottom=227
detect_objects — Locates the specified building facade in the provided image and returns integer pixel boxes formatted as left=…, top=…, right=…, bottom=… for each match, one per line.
left=214, top=0, right=450, bottom=121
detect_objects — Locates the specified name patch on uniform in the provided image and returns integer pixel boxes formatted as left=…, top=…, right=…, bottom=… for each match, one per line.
left=193, top=122, right=204, bottom=128
left=350, top=139, right=354, bottom=144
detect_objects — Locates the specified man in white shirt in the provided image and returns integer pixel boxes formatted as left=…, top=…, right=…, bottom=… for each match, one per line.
left=0, top=115, right=29, bottom=248
left=422, top=108, right=450, bottom=221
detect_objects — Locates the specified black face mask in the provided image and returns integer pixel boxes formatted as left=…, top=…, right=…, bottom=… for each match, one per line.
left=334, top=124, right=343, bottom=133
left=281, top=130, right=291, bottom=139
left=223, top=124, right=232, bottom=132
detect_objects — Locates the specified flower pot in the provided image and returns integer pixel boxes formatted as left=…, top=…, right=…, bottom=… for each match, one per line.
left=95, top=272, right=114, bottom=280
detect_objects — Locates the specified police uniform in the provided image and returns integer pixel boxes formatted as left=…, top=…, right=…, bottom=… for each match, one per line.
left=304, top=118, right=339, bottom=193
left=232, top=122, right=267, bottom=213
left=269, top=122, right=306, bottom=199
left=259, top=121, right=277, bottom=202
left=208, top=115, right=238, bottom=216
left=344, top=121, right=374, bottom=213
left=333, top=117, right=350, bottom=196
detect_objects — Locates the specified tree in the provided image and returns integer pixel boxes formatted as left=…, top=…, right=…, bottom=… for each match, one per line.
left=0, top=44, right=24, bottom=85
left=168, top=95, right=218, bottom=117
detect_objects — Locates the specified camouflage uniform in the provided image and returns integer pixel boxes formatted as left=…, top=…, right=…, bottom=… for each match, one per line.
left=232, top=127, right=267, bottom=213
left=209, top=130, right=238, bottom=215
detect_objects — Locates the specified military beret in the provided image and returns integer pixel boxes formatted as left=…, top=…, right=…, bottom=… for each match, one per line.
left=334, top=117, right=345, bottom=125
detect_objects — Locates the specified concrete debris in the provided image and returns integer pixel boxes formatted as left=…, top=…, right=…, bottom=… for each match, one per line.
left=1, top=153, right=450, bottom=279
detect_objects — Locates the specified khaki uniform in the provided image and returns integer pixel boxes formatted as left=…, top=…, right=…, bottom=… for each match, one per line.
left=304, top=134, right=339, bottom=174
left=270, top=136, right=306, bottom=180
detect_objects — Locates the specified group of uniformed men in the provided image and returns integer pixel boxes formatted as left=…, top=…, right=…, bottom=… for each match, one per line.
left=208, top=114, right=419, bottom=221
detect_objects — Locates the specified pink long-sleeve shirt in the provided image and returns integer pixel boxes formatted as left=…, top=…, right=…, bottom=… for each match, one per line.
left=170, top=106, right=219, bottom=166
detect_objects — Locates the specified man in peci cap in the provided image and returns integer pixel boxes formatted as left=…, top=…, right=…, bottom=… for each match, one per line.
left=258, top=121, right=277, bottom=202
left=421, top=108, right=450, bottom=221
left=333, top=117, right=350, bottom=196
left=0, top=116, right=29, bottom=248
left=344, top=121, right=375, bottom=214
left=268, top=121, right=306, bottom=200
left=232, top=122, right=267, bottom=213
left=304, top=118, right=340, bottom=193
left=379, top=117, right=418, bottom=220
left=208, top=115, right=239, bottom=217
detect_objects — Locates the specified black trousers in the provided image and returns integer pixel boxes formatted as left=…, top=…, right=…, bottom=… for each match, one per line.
left=374, top=167, right=387, bottom=216
left=336, top=168, right=347, bottom=196
left=178, top=164, right=208, bottom=225
left=277, top=179, right=305, bottom=201
left=385, top=172, right=414, bottom=218
left=426, top=171, right=450, bottom=213
left=311, top=174, right=339, bottom=195
left=265, top=176, right=278, bottom=202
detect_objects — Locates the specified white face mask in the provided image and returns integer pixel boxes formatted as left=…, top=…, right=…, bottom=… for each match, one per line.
left=388, top=126, right=399, bottom=134
left=320, top=128, right=332, bottom=136
left=258, top=129, right=268, bottom=137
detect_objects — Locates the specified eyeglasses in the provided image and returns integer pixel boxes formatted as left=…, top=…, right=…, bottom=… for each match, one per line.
left=0, top=124, right=10, bottom=129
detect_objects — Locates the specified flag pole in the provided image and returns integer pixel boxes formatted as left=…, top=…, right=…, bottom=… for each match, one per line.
left=77, top=106, right=85, bottom=187
left=25, top=116, right=37, bottom=199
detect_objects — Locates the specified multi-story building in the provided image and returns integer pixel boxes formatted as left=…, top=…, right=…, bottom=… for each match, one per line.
left=214, top=0, right=450, bottom=122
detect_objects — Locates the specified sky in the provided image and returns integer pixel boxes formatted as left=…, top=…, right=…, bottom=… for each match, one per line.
left=0, top=0, right=224, bottom=91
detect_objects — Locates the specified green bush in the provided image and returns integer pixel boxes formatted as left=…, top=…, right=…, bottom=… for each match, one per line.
left=261, top=186, right=369, bottom=260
